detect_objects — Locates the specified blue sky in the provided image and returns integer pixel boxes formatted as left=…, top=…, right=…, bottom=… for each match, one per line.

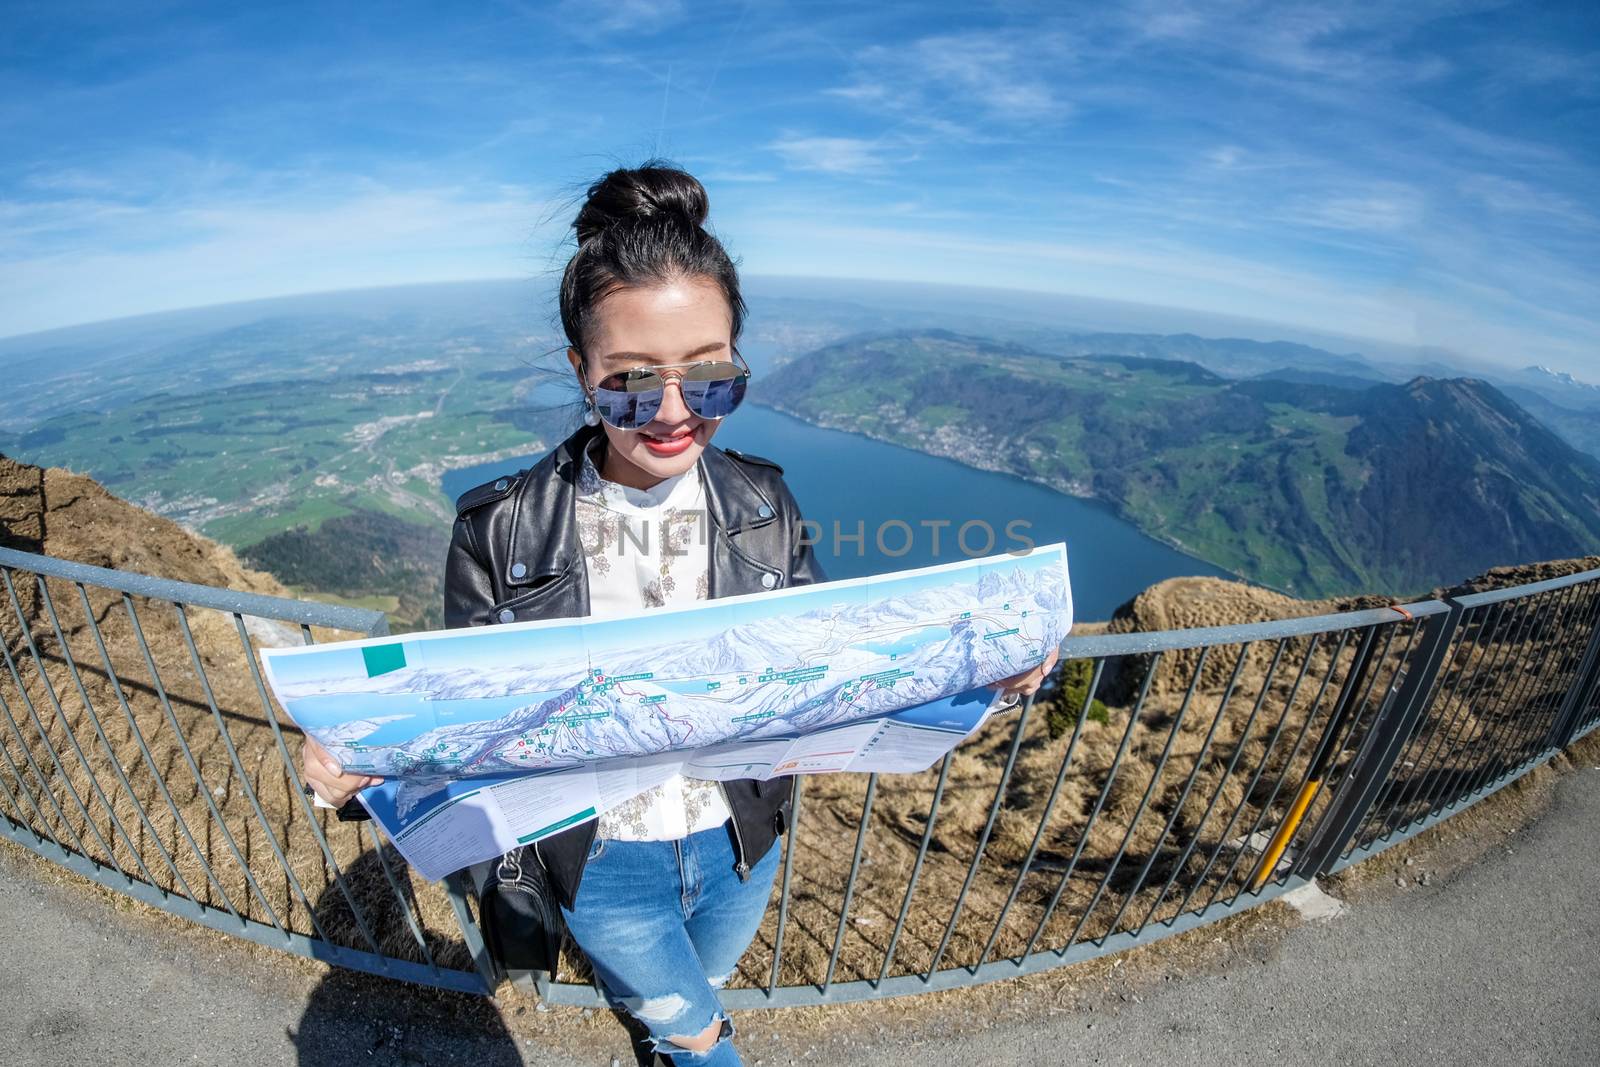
left=2, top=1, right=1597, bottom=373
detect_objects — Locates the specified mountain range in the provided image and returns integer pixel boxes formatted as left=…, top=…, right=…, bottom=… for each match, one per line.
left=760, top=330, right=1600, bottom=598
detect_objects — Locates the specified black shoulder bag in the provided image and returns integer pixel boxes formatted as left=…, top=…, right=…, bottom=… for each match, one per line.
left=475, top=843, right=565, bottom=978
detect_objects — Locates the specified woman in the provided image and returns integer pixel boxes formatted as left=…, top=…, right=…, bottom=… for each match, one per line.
left=302, top=161, right=1057, bottom=1064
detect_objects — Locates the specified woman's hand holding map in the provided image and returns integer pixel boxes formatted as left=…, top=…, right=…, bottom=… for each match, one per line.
left=990, top=647, right=1061, bottom=702
left=301, top=736, right=384, bottom=807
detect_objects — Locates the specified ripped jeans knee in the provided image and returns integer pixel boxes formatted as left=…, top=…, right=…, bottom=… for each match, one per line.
left=620, top=994, right=736, bottom=1061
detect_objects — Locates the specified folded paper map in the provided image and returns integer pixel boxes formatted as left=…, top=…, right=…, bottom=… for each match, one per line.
left=261, top=543, right=1072, bottom=878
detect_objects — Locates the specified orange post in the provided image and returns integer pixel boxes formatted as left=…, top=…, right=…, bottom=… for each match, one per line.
left=1249, top=778, right=1322, bottom=891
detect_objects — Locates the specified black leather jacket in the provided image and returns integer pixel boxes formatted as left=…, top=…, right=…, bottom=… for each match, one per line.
left=444, top=421, right=826, bottom=909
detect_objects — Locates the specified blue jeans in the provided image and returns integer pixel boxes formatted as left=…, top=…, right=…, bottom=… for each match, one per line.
left=559, top=825, right=781, bottom=1065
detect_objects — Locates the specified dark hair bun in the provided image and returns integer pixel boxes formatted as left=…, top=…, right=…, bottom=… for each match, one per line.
left=574, top=162, right=710, bottom=244
left=560, top=158, right=745, bottom=353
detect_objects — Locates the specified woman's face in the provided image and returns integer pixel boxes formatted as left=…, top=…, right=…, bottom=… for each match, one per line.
left=568, top=276, right=735, bottom=490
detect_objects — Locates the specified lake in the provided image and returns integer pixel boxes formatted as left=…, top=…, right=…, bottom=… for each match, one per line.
left=441, top=405, right=1235, bottom=622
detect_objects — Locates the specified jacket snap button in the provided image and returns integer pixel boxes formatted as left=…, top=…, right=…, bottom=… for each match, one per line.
left=761, top=573, right=777, bottom=589
left=757, top=504, right=773, bottom=519
left=497, top=609, right=515, bottom=624
left=510, top=562, right=527, bottom=579
left=493, top=478, right=510, bottom=492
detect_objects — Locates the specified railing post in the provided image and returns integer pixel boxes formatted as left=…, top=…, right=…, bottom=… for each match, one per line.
left=1293, top=605, right=1462, bottom=878
left=1542, top=599, right=1600, bottom=754
left=443, top=870, right=501, bottom=995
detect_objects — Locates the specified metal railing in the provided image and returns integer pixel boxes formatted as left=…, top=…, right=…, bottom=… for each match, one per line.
left=2, top=543, right=1598, bottom=1007
left=0, top=546, right=496, bottom=994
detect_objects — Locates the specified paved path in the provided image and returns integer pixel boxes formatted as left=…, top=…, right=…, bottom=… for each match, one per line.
left=3, top=768, right=1597, bottom=1067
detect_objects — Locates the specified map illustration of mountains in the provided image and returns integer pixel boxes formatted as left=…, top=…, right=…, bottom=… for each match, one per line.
left=263, top=545, right=1071, bottom=803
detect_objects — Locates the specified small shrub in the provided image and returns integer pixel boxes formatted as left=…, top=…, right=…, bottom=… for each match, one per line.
left=1045, top=658, right=1111, bottom=738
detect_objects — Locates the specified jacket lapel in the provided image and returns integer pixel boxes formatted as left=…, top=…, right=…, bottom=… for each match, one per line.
left=699, top=445, right=785, bottom=598
left=501, top=425, right=594, bottom=613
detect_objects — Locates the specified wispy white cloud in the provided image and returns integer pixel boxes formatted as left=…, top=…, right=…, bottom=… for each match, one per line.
left=1278, top=185, right=1428, bottom=234
left=1114, top=0, right=1460, bottom=85
left=824, top=27, right=1076, bottom=139
left=768, top=135, right=898, bottom=176
left=1458, top=174, right=1598, bottom=229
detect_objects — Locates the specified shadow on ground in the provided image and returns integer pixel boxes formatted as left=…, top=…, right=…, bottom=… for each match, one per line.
left=291, top=850, right=524, bottom=1067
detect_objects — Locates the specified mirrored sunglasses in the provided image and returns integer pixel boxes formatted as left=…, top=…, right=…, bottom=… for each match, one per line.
left=590, top=355, right=750, bottom=430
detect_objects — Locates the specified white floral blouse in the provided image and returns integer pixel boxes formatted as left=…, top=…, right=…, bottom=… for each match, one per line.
left=576, top=437, right=732, bottom=841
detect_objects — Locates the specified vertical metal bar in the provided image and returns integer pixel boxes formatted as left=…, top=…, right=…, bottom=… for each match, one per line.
left=0, top=574, right=126, bottom=875
left=1505, top=584, right=1593, bottom=763
left=1062, top=671, right=1190, bottom=947
left=1493, top=588, right=1572, bottom=753
left=1581, top=586, right=1600, bottom=737
left=1453, top=589, right=1567, bottom=803
left=1428, top=594, right=1542, bottom=813
left=1534, top=584, right=1600, bottom=754
left=121, top=595, right=287, bottom=933
left=1376, top=603, right=1499, bottom=834
left=1294, top=608, right=1460, bottom=879
left=229, top=612, right=386, bottom=953
left=364, top=822, right=439, bottom=970
left=822, top=773, right=878, bottom=991
left=1250, top=623, right=1402, bottom=891
left=1167, top=636, right=1300, bottom=919
left=1261, top=620, right=1412, bottom=879
left=978, top=660, right=1103, bottom=966
left=443, top=870, right=497, bottom=993
left=0, top=698, right=32, bottom=814
left=1164, top=639, right=1299, bottom=921
left=1297, top=621, right=1419, bottom=860
left=1094, top=648, right=1214, bottom=941
left=1191, top=631, right=1328, bottom=911
left=1493, top=586, right=1584, bottom=769
left=1023, top=652, right=1161, bottom=960
left=0, top=764, right=31, bottom=831
left=0, top=684, right=86, bottom=856
left=0, top=715, right=56, bottom=844
left=75, top=583, right=238, bottom=917
left=171, top=604, right=356, bottom=950
left=0, top=696, right=53, bottom=836
left=0, top=639, right=45, bottom=824
left=0, top=642, right=70, bottom=850
left=1337, top=620, right=1445, bottom=845
left=1549, top=584, right=1600, bottom=752
left=765, top=776, right=803, bottom=995
left=31, top=575, right=168, bottom=888
left=877, top=752, right=952, bottom=983
left=1403, top=605, right=1502, bottom=820
left=1075, top=643, right=1248, bottom=940
left=925, top=698, right=1035, bottom=977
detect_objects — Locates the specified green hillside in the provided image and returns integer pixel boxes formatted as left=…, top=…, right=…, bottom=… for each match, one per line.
left=0, top=362, right=546, bottom=630
left=760, top=331, right=1600, bottom=596
left=2, top=366, right=539, bottom=548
